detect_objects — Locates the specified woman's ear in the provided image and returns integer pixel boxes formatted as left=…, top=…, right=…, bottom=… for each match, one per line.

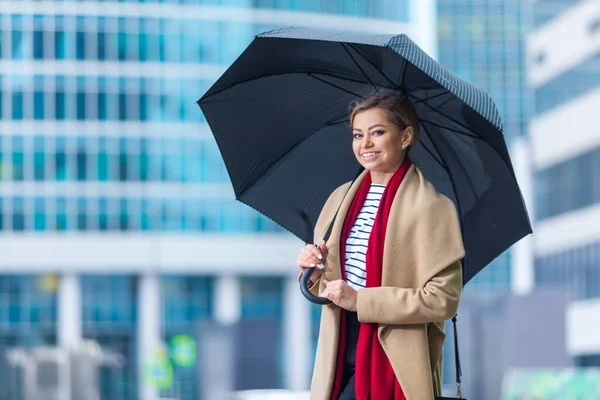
left=403, top=126, right=414, bottom=148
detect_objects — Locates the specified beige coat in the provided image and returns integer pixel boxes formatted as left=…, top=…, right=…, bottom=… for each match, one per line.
left=305, top=164, right=465, bottom=400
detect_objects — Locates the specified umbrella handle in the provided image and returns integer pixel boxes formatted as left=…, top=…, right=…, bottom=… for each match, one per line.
left=300, top=268, right=332, bottom=305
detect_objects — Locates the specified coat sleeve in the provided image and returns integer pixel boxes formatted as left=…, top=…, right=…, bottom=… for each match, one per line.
left=356, top=260, right=462, bottom=325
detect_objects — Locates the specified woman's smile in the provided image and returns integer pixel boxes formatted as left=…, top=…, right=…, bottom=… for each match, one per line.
left=361, top=151, right=381, bottom=160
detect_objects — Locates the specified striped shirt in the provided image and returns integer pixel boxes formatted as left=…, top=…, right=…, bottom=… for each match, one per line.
left=344, top=184, right=385, bottom=291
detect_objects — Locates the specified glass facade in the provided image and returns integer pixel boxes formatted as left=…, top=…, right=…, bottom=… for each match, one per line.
left=534, top=0, right=587, bottom=28
left=438, top=0, right=530, bottom=142
left=535, top=241, right=600, bottom=300
left=0, top=275, right=58, bottom=400
left=82, top=275, right=138, bottom=400
left=437, top=0, right=529, bottom=296
left=534, top=51, right=600, bottom=116
left=535, top=144, right=600, bottom=220
left=240, top=277, right=285, bottom=388
left=161, top=276, right=213, bottom=400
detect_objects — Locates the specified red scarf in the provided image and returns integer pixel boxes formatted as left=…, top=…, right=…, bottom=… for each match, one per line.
left=331, top=159, right=410, bottom=400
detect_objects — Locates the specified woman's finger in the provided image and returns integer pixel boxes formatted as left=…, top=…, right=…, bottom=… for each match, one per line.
left=319, top=240, right=329, bottom=257
left=306, top=244, right=324, bottom=261
left=301, top=256, right=322, bottom=267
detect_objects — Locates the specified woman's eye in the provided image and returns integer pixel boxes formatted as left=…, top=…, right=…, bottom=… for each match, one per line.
left=353, top=134, right=362, bottom=139
left=372, top=130, right=384, bottom=136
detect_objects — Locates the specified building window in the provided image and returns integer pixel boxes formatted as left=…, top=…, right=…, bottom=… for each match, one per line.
left=575, top=354, right=600, bottom=367
left=536, top=145, right=600, bottom=219
left=82, top=276, right=137, bottom=400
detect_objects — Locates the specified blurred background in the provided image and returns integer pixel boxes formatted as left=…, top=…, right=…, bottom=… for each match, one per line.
left=0, top=0, right=598, bottom=399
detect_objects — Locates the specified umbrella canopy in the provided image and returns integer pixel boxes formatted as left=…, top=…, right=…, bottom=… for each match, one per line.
left=197, top=27, right=531, bottom=285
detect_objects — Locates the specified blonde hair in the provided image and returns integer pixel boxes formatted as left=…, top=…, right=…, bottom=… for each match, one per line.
left=350, top=92, right=420, bottom=148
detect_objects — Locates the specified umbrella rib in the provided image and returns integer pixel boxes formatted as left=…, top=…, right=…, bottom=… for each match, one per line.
left=412, top=90, right=452, bottom=104
left=236, top=116, right=349, bottom=198
left=346, top=43, right=399, bottom=89
left=419, top=140, right=447, bottom=171
left=420, top=119, right=480, bottom=139
left=400, top=59, right=408, bottom=91
left=308, top=73, right=364, bottom=98
left=406, top=91, right=517, bottom=180
left=405, top=92, right=475, bottom=132
left=341, top=43, right=380, bottom=92
left=199, top=71, right=387, bottom=103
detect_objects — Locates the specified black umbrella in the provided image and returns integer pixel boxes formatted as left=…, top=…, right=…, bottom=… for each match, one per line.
left=197, top=27, right=532, bottom=301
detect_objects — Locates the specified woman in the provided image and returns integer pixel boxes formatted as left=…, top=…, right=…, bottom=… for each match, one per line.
left=297, top=92, right=465, bottom=400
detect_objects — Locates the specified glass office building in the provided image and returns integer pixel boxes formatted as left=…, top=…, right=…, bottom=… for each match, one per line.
left=527, top=0, right=600, bottom=366
left=437, top=0, right=531, bottom=294
left=0, top=1, right=432, bottom=399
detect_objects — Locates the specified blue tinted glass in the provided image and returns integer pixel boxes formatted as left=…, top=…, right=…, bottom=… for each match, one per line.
left=162, top=275, right=213, bottom=327
left=97, top=137, right=113, bottom=181
left=12, top=136, right=24, bottom=181
left=119, top=198, right=129, bottom=230
left=82, top=275, right=137, bottom=325
left=55, top=91, right=66, bottom=120
left=54, top=31, right=65, bottom=59
left=98, top=92, right=107, bottom=120
left=11, top=30, right=24, bottom=59
left=11, top=91, right=23, bottom=120
left=12, top=197, right=25, bottom=230
left=98, top=198, right=108, bottom=230
left=77, top=197, right=87, bottom=230
left=55, top=137, right=67, bottom=181
left=34, top=136, right=45, bottom=181
left=535, top=52, right=600, bottom=115
left=33, top=30, right=44, bottom=60
left=118, top=138, right=128, bottom=181
left=82, top=274, right=137, bottom=399
left=118, top=93, right=127, bottom=121
left=139, top=92, right=148, bottom=121
left=98, top=31, right=107, bottom=60
left=34, top=197, right=46, bottom=231
left=0, top=275, right=57, bottom=328
left=139, top=138, right=149, bottom=181
left=76, top=31, right=85, bottom=60
left=536, top=145, right=600, bottom=219
left=76, top=137, right=87, bottom=181
left=34, top=91, right=45, bottom=120
left=182, top=139, right=202, bottom=183
left=77, top=92, right=86, bottom=120
left=56, top=197, right=68, bottom=231
left=118, top=31, right=127, bottom=61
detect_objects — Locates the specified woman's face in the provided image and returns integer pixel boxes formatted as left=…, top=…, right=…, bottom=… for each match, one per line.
left=351, top=108, right=412, bottom=183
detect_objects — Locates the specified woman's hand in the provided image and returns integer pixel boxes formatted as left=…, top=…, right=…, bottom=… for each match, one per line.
left=320, top=279, right=358, bottom=312
left=297, top=240, right=328, bottom=281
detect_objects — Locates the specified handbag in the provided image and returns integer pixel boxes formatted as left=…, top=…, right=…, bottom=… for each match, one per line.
left=434, top=315, right=466, bottom=399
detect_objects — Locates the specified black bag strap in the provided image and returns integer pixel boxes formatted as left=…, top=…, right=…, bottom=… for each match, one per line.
left=452, top=314, right=463, bottom=398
